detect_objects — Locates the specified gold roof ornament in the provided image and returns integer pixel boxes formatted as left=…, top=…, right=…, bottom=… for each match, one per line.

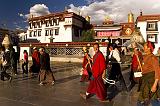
left=105, top=16, right=111, bottom=22
left=103, top=16, right=114, bottom=25
left=85, top=16, right=91, bottom=22
left=128, top=11, right=134, bottom=23
left=2, top=34, right=13, bottom=49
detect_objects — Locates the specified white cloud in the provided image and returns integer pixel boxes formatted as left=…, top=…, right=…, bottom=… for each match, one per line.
left=18, top=13, right=24, bottom=17
left=69, top=0, right=160, bottom=25
left=21, top=4, right=50, bottom=19
left=85, top=0, right=104, bottom=4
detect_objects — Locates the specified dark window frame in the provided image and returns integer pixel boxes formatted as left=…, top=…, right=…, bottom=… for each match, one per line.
left=29, top=31, right=32, bottom=37
left=46, top=20, right=50, bottom=27
left=146, top=22, right=158, bottom=31
left=55, top=29, right=59, bottom=35
left=50, top=30, right=53, bottom=36
left=147, top=34, right=157, bottom=43
left=33, top=31, right=37, bottom=37
left=38, top=30, right=41, bottom=36
left=45, top=30, right=49, bottom=36
left=55, top=19, right=59, bottom=26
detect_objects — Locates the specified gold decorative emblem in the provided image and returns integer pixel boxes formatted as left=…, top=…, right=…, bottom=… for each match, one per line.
left=125, top=28, right=132, bottom=35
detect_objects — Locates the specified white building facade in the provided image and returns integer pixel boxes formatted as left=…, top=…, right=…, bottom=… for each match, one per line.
left=137, top=14, right=160, bottom=54
left=26, top=11, right=90, bottom=43
left=18, top=32, right=27, bottom=41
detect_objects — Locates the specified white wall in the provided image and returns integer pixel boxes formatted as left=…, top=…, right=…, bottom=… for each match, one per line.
left=137, top=21, right=160, bottom=54
left=137, top=21, right=147, bottom=42
left=53, top=21, right=72, bottom=42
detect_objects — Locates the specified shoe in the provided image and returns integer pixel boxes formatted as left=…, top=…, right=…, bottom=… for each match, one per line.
left=9, top=77, right=12, bottom=83
left=80, top=93, right=87, bottom=100
left=39, top=82, right=43, bottom=86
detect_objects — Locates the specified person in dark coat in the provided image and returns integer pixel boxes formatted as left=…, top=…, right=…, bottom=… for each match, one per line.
left=9, top=47, right=17, bottom=75
left=38, top=47, right=55, bottom=85
left=1, top=47, right=12, bottom=82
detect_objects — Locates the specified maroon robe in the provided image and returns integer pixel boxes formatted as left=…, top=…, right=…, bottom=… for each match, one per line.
left=32, top=51, right=40, bottom=66
left=87, top=51, right=107, bottom=100
left=80, top=55, right=89, bottom=82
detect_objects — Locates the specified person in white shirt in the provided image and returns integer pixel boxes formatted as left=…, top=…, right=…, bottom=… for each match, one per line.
left=107, top=43, right=127, bottom=91
left=108, top=45, right=121, bottom=63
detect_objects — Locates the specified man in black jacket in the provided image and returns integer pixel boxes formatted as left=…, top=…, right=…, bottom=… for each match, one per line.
left=38, top=47, right=55, bottom=85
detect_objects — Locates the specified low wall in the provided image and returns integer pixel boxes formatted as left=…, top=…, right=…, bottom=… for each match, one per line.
left=20, top=42, right=108, bottom=61
left=28, top=56, right=83, bottom=63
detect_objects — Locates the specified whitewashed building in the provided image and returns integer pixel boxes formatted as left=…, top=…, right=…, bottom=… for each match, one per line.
left=18, top=32, right=27, bottom=41
left=137, top=13, right=160, bottom=54
left=26, top=11, right=91, bottom=43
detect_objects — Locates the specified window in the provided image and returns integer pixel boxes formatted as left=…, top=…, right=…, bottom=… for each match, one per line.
left=73, top=27, right=80, bottom=37
left=37, top=22, right=42, bottom=28
left=147, top=34, right=157, bottom=43
left=38, top=30, right=41, bottom=36
left=50, top=19, right=54, bottom=26
left=29, top=23, right=32, bottom=29
left=29, top=31, right=32, bottom=37
left=55, top=19, right=59, bottom=25
left=45, top=30, right=49, bottom=36
left=50, top=30, right=53, bottom=36
left=46, top=20, right=49, bottom=27
left=55, top=29, right=59, bottom=35
left=33, top=31, right=37, bottom=37
left=147, top=22, right=158, bottom=31
left=33, top=22, right=37, bottom=28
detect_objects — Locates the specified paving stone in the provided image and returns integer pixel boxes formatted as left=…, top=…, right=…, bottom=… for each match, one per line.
left=0, top=62, right=141, bottom=106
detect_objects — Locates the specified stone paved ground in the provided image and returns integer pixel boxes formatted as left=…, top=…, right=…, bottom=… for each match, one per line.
left=0, top=62, right=147, bottom=106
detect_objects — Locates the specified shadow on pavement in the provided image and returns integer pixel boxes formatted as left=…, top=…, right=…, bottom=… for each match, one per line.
left=55, top=75, right=80, bottom=84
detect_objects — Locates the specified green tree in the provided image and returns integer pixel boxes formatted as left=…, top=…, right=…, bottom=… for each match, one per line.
left=81, top=29, right=95, bottom=42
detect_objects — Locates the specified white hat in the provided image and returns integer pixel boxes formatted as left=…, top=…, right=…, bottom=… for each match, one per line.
left=33, top=47, right=37, bottom=50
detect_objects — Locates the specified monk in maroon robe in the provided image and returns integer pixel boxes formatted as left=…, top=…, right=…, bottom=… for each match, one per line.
left=80, top=43, right=107, bottom=102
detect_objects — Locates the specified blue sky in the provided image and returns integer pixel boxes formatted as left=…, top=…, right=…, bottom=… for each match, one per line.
left=0, top=0, right=87, bottom=30
left=0, top=0, right=160, bottom=30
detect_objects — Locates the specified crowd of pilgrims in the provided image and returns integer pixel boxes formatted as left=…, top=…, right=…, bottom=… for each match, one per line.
left=0, top=46, right=55, bottom=85
left=80, top=42, right=160, bottom=105
left=0, top=42, right=160, bottom=105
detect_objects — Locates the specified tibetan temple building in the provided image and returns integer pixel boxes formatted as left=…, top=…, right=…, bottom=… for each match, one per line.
left=26, top=11, right=91, bottom=43
left=93, top=12, right=135, bottom=46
